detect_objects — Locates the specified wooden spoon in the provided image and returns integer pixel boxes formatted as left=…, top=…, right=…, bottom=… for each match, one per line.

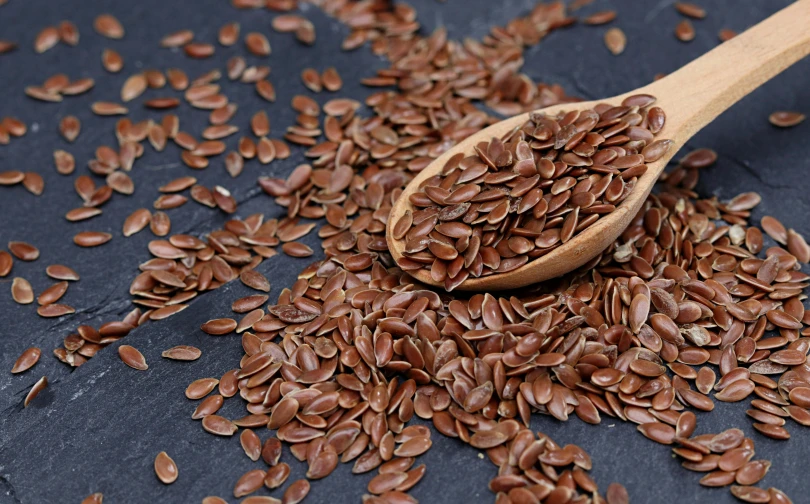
left=387, top=0, right=810, bottom=291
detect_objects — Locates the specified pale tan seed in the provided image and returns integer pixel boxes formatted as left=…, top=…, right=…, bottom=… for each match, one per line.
left=604, top=28, right=626, bottom=55
left=101, top=48, right=124, bottom=72
left=118, top=345, right=148, bottom=370
left=154, top=452, right=178, bottom=484
left=12, top=347, right=41, bottom=373
left=161, top=346, right=201, bottom=361
left=24, top=376, right=47, bottom=407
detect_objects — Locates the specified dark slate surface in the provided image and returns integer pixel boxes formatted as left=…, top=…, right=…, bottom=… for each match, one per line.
left=1, top=0, right=809, bottom=503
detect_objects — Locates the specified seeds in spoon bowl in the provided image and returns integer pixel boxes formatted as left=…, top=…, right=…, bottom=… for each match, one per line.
left=393, top=95, right=670, bottom=290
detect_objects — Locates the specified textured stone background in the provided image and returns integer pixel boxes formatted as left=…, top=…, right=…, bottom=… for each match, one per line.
left=0, top=0, right=808, bottom=502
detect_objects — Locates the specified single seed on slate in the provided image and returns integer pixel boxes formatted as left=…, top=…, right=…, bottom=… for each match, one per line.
left=34, top=26, right=59, bottom=53
left=240, top=429, right=262, bottom=461
left=37, top=281, right=68, bottom=305
left=118, top=345, right=148, bottom=370
left=74, top=231, right=112, bottom=247
left=282, top=480, right=310, bottom=504
left=219, top=22, right=240, bottom=46
left=675, top=20, right=696, bottom=41
left=162, top=346, right=202, bottom=361
left=101, top=48, right=124, bottom=72
left=321, top=67, right=342, bottom=91
left=0, top=251, right=11, bottom=276
left=768, top=111, right=805, bottom=128
left=54, top=116, right=82, bottom=142
left=24, top=376, right=47, bottom=407
left=245, top=33, right=271, bottom=56
left=674, top=2, right=706, bottom=19
left=584, top=10, right=616, bottom=25
left=12, top=347, right=41, bottom=373
left=301, top=68, right=322, bottom=92
left=154, top=451, right=178, bottom=484
left=604, top=27, right=626, bottom=55
left=81, top=493, right=103, bottom=504
left=240, top=269, right=270, bottom=292
left=234, top=469, right=266, bottom=498
left=281, top=242, right=313, bottom=257
left=94, top=14, right=124, bottom=38
left=719, top=29, right=737, bottom=42
left=123, top=208, right=151, bottom=237
left=186, top=378, right=219, bottom=399
left=11, top=277, right=34, bottom=304
left=9, top=241, right=39, bottom=261
left=160, top=30, right=194, bottom=48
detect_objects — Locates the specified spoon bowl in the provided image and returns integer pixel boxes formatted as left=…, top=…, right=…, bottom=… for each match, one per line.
left=387, top=0, right=810, bottom=291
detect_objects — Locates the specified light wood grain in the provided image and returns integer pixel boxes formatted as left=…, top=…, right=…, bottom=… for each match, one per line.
left=386, top=0, right=810, bottom=291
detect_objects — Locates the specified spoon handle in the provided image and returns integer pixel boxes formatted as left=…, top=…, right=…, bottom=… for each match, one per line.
left=647, top=0, right=810, bottom=145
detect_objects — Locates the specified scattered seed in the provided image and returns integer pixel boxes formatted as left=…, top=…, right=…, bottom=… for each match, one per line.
left=769, top=111, right=805, bottom=128
left=604, top=27, right=626, bottom=55
left=24, top=376, right=47, bottom=407
left=154, top=452, right=178, bottom=484
left=118, top=345, right=148, bottom=370
left=94, top=14, right=124, bottom=38
left=12, top=347, right=41, bottom=373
